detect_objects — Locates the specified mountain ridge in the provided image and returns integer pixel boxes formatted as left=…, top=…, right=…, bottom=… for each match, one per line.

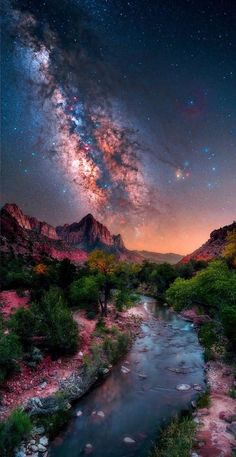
left=0, top=203, right=182, bottom=264
left=180, top=221, right=236, bottom=263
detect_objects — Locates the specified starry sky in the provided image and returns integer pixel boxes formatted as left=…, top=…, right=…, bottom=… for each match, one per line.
left=1, top=0, right=236, bottom=254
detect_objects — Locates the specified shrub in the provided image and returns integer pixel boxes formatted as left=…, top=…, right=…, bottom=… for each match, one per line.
left=0, top=409, right=32, bottom=456
left=0, top=330, right=22, bottom=383
left=150, top=416, right=196, bottom=457
left=221, top=305, right=236, bottom=348
left=114, top=289, right=138, bottom=311
left=69, top=276, right=99, bottom=310
left=9, top=308, right=36, bottom=349
left=34, top=288, right=79, bottom=356
left=196, top=390, right=211, bottom=408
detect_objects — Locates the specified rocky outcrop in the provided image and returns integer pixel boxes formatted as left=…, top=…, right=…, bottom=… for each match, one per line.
left=56, top=213, right=120, bottom=249
left=2, top=203, right=58, bottom=240
left=181, top=221, right=236, bottom=263
left=0, top=203, right=126, bottom=262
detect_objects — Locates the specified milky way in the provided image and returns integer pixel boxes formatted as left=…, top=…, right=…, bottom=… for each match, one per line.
left=2, top=0, right=236, bottom=253
left=5, top=0, right=153, bottom=231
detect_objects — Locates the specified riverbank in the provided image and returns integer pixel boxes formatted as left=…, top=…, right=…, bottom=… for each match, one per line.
left=0, top=296, right=145, bottom=456
left=180, top=308, right=236, bottom=457
left=192, top=360, right=236, bottom=457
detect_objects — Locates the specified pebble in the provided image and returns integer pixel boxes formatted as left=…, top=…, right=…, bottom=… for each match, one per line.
left=97, top=411, right=105, bottom=418
left=38, top=444, right=47, bottom=452
left=76, top=410, right=83, bottom=417
left=85, top=443, right=93, bottom=449
left=121, top=366, right=130, bottom=374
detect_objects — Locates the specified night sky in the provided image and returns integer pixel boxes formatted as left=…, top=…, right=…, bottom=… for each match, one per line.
left=1, top=0, right=236, bottom=254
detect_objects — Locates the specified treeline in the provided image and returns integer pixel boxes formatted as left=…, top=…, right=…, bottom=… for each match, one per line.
left=0, top=250, right=139, bottom=384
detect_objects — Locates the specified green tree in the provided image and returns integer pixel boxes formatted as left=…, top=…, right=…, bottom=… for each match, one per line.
left=69, top=276, right=100, bottom=312
left=0, top=329, right=22, bottom=383
left=221, top=305, right=236, bottom=347
left=88, top=250, right=118, bottom=316
left=35, top=288, right=78, bottom=356
left=0, top=409, right=32, bottom=456
left=9, top=307, right=35, bottom=349
left=57, top=259, right=76, bottom=289
left=150, top=263, right=177, bottom=295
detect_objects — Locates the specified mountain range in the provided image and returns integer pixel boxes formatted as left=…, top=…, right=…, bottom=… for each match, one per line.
left=1, top=203, right=234, bottom=265
left=0, top=203, right=182, bottom=264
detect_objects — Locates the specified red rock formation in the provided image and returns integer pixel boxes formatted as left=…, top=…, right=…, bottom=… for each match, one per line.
left=181, top=221, right=236, bottom=263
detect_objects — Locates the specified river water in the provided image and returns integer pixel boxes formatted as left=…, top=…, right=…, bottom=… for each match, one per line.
left=50, top=296, right=205, bottom=457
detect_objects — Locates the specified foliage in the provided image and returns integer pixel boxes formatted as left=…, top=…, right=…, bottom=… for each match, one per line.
left=34, top=405, right=72, bottom=439
left=166, top=260, right=236, bottom=312
left=0, top=328, right=22, bottom=383
left=88, top=249, right=117, bottom=275
left=57, top=259, right=76, bottom=289
left=103, top=331, right=130, bottom=363
left=87, top=250, right=118, bottom=315
left=196, top=390, right=211, bottom=408
left=114, top=289, right=138, bottom=311
left=33, top=287, right=78, bottom=356
left=0, top=409, right=32, bottom=456
left=33, top=263, right=48, bottom=275
left=228, top=387, right=236, bottom=399
left=198, top=322, right=219, bottom=360
left=150, top=263, right=178, bottom=295
left=9, top=307, right=36, bottom=349
left=166, top=277, right=197, bottom=311
left=69, top=275, right=99, bottom=310
left=221, top=305, right=236, bottom=348
left=150, top=416, right=196, bottom=457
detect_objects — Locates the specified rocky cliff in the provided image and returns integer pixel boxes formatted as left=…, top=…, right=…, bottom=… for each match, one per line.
left=181, top=221, right=236, bottom=263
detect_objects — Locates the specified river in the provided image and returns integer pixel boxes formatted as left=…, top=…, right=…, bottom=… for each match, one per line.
left=50, top=296, right=205, bottom=457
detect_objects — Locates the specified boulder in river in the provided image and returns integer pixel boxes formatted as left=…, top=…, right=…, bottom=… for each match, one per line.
left=176, top=383, right=191, bottom=391
left=123, top=436, right=136, bottom=444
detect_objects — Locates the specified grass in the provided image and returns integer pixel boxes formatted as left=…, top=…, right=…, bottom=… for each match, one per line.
left=0, top=408, right=32, bottom=456
left=196, top=390, right=211, bottom=408
left=150, top=416, right=196, bottom=457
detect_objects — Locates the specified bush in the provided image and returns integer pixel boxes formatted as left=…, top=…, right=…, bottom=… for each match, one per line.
left=166, top=260, right=236, bottom=312
left=9, top=308, right=36, bottom=349
left=0, top=409, right=32, bottom=456
left=114, top=289, right=138, bottom=311
left=196, top=390, right=211, bottom=408
left=166, top=277, right=197, bottom=311
left=150, top=416, right=196, bottom=457
left=34, top=288, right=79, bottom=356
left=103, top=331, right=130, bottom=363
left=221, top=305, right=236, bottom=348
left=69, top=276, right=99, bottom=310
left=0, top=330, right=22, bottom=383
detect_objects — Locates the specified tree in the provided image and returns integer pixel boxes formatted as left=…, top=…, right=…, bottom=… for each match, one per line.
left=150, top=263, right=177, bottom=295
left=88, top=250, right=118, bottom=316
left=0, top=409, right=32, bottom=456
left=34, top=287, right=78, bottom=356
left=166, top=260, right=236, bottom=312
left=9, top=308, right=35, bottom=349
left=69, top=276, right=100, bottom=313
left=221, top=305, right=236, bottom=348
left=57, top=259, right=76, bottom=289
left=0, top=329, right=22, bottom=383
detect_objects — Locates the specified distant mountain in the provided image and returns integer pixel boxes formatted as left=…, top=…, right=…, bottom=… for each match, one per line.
left=0, top=203, right=182, bottom=265
left=134, top=250, right=183, bottom=265
left=56, top=213, right=125, bottom=251
left=181, top=221, right=236, bottom=263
